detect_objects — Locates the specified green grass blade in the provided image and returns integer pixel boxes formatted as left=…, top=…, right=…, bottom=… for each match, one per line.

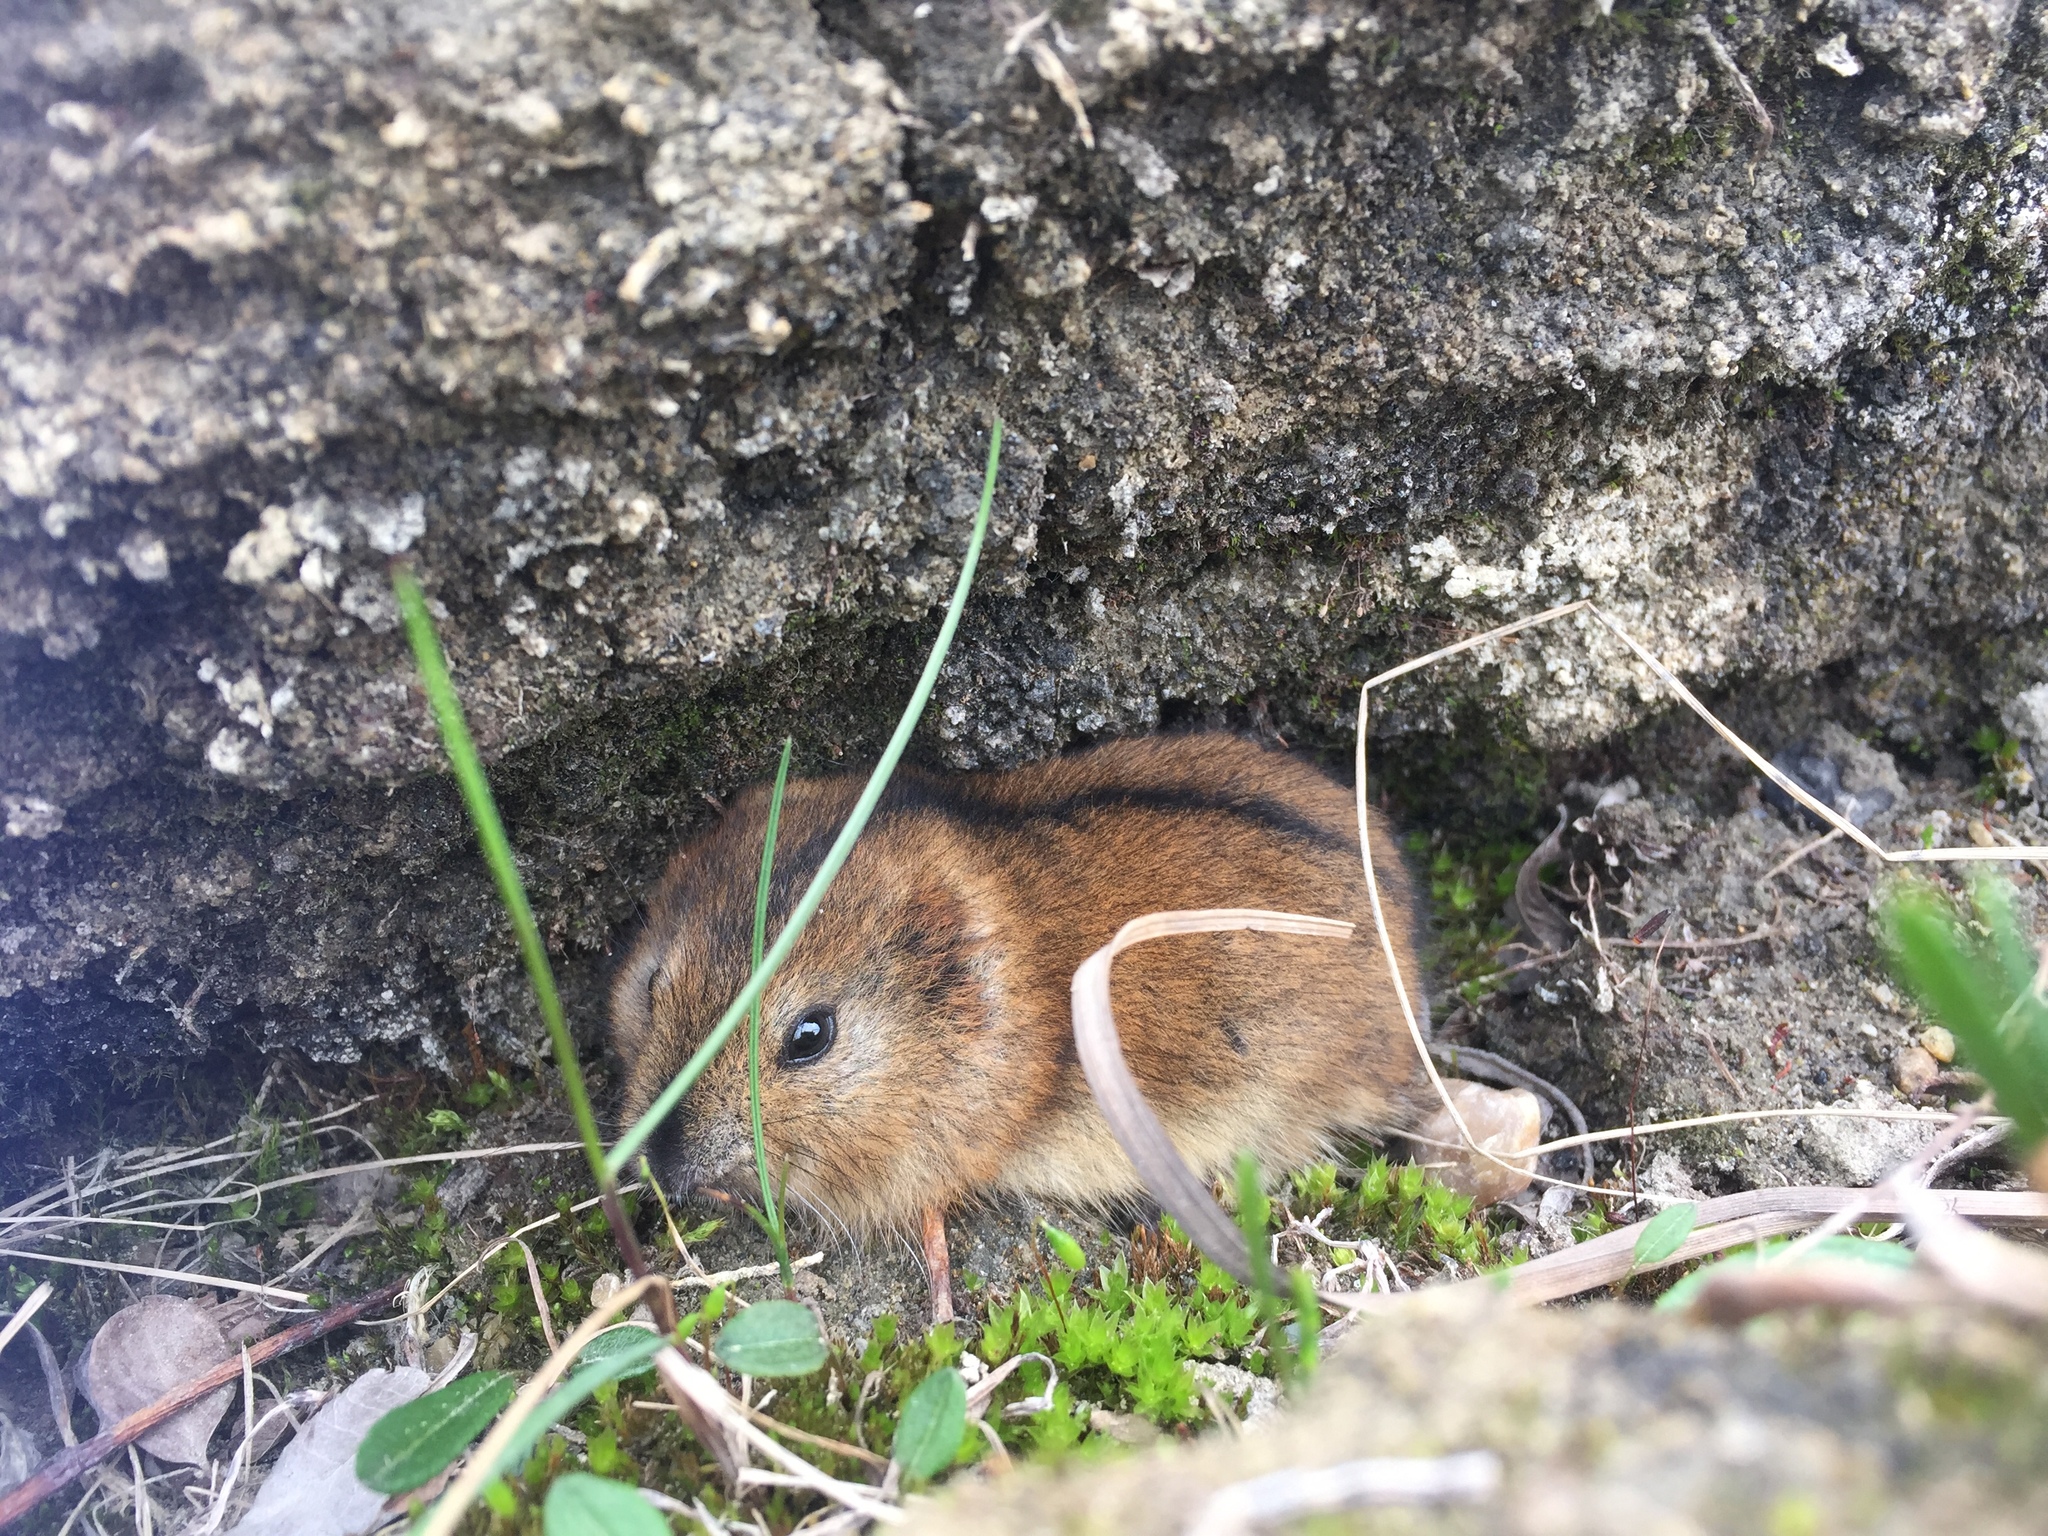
left=749, top=738, right=795, bottom=1286
left=392, top=567, right=606, bottom=1187
left=606, top=417, right=1005, bottom=1177
left=1881, top=880, right=2044, bottom=1147
left=1286, top=1267, right=1321, bottom=1381
left=1234, top=1152, right=1275, bottom=1307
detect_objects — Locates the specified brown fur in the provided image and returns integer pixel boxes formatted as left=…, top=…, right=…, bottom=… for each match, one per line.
left=610, top=732, right=1430, bottom=1236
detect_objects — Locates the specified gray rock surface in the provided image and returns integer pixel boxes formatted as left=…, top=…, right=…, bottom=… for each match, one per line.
left=904, top=1288, right=2048, bottom=1536
left=5, top=0, right=2048, bottom=1128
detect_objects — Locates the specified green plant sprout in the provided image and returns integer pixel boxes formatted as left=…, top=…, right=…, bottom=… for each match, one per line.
left=392, top=565, right=630, bottom=1259
left=1881, top=868, right=2048, bottom=1187
left=1235, top=1152, right=1318, bottom=1387
left=747, top=737, right=796, bottom=1288
left=606, top=416, right=1004, bottom=1177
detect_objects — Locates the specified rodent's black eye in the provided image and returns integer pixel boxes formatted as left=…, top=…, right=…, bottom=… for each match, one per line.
left=781, top=1007, right=837, bottom=1067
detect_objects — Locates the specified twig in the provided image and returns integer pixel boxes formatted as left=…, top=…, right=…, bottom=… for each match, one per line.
left=1603, top=929, right=1774, bottom=952
left=1497, top=1187, right=2044, bottom=1307
left=1761, top=826, right=1847, bottom=883
left=630, top=1399, right=889, bottom=1471
left=513, top=1239, right=561, bottom=1354
left=1688, top=16, right=1775, bottom=154
left=677, top=1252, right=824, bottom=1290
left=0, top=1275, right=407, bottom=1529
left=265, top=1197, right=373, bottom=1284
left=653, top=1347, right=904, bottom=1525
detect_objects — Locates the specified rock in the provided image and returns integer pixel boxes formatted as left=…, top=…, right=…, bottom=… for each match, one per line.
left=1407, top=1080, right=1542, bottom=1208
left=1636, top=1150, right=1706, bottom=1207
left=1086, top=1407, right=1160, bottom=1447
left=6, top=0, right=2048, bottom=1128
left=1187, top=1361, right=1281, bottom=1430
left=435, top=1162, right=491, bottom=1221
left=903, top=1290, right=2048, bottom=1536
left=1761, top=722, right=1905, bottom=830
left=2005, top=681, right=2048, bottom=802
left=1892, top=1045, right=1942, bottom=1096
left=1918, top=1026, right=1957, bottom=1065
left=1802, top=1082, right=1934, bottom=1186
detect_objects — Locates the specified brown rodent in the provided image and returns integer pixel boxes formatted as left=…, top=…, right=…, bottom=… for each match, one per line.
left=610, top=732, right=1430, bottom=1236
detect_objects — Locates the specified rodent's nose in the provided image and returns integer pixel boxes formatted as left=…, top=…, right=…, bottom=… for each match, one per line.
left=649, top=1112, right=746, bottom=1205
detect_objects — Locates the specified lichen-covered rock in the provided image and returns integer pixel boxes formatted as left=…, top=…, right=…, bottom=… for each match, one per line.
left=5, top=1, right=2048, bottom=1128
left=904, top=1289, right=2048, bottom=1536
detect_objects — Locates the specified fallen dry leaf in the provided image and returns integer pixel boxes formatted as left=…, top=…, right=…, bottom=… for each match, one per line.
left=81, top=1297, right=238, bottom=1466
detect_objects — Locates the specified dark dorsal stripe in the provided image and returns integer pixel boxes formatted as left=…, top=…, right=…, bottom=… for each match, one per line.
left=881, top=774, right=1352, bottom=855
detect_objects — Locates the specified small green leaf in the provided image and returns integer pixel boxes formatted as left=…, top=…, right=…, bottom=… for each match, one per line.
left=1632, top=1201, right=1699, bottom=1269
left=355, top=1372, right=516, bottom=1494
left=542, top=1473, right=667, bottom=1536
left=892, top=1368, right=967, bottom=1480
left=711, top=1300, right=828, bottom=1377
left=577, top=1327, right=662, bottom=1375
left=425, top=1108, right=467, bottom=1137
left=1041, top=1222, right=1086, bottom=1271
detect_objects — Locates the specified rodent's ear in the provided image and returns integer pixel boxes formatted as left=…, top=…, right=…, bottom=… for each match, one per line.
left=608, top=937, right=666, bottom=1058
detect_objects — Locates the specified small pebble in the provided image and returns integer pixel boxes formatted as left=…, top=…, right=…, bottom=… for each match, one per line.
left=1408, top=1080, right=1543, bottom=1207
left=1892, top=1045, right=1940, bottom=1096
left=1087, top=1407, right=1159, bottom=1445
left=1918, top=1025, right=1956, bottom=1065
